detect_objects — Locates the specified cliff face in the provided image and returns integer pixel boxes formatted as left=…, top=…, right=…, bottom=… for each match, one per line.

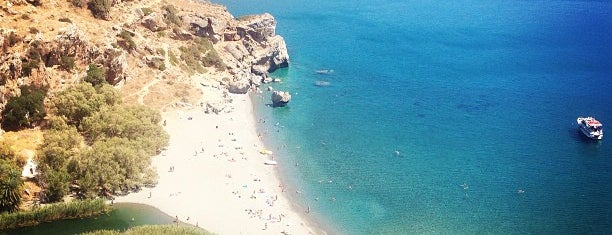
left=0, top=0, right=289, bottom=115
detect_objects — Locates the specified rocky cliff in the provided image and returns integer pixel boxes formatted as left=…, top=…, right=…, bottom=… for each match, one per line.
left=0, top=0, right=289, bottom=116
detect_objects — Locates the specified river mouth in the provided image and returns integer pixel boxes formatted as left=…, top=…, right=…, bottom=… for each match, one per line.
left=1, top=203, right=176, bottom=235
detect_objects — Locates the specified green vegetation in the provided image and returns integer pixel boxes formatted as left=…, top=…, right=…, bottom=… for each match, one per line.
left=162, top=5, right=181, bottom=26
left=178, top=37, right=225, bottom=74
left=168, top=50, right=178, bottom=66
left=80, top=224, right=213, bottom=235
left=59, top=17, right=73, bottom=23
left=40, top=82, right=167, bottom=200
left=7, top=31, right=22, bottom=47
left=60, top=55, right=76, bottom=71
left=85, top=63, right=107, bottom=86
left=89, top=0, right=112, bottom=20
left=50, top=83, right=119, bottom=127
left=117, top=30, right=137, bottom=51
left=21, top=48, right=42, bottom=77
left=141, top=7, right=153, bottom=16
left=1, top=85, right=47, bottom=131
left=0, top=198, right=108, bottom=230
left=0, top=145, right=23, bottom=213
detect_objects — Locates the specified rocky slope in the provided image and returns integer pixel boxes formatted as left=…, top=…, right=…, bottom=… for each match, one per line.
left=0, top=0, right=289, bottom=119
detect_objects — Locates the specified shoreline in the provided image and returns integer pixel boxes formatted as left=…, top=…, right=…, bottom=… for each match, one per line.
left=114, top=92, right=323, bottom=235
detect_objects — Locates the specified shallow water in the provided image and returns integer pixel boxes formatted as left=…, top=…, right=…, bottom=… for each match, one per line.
left=1, top=203, right=175, bottom=235
left=219, top=0, right=612, bottom=234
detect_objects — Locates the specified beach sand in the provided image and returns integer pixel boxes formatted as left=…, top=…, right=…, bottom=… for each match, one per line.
left=114, top=92, right=318, bottom=235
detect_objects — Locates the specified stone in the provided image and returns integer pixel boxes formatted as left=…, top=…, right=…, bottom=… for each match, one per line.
left=271, top=90, right=291, bottom=107
left=182, top=14, right=226, bottom=43
left=228, top=79, right=250, bottom=94
left=144, top=55, right=166, bottom=70
left=105, top=49, right=128, bottom=85
left=141, top=13, right=168, bottom=32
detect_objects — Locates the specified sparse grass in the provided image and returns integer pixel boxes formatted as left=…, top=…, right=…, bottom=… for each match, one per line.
left=178, top=37, right=225, bottom=74
left=0, top=129, right=43, bottom=166
left=168, top=50, right=178, bottom=66
left=156, top=48, right=166, bottom=57
left=163, top=5, right=181, bottom=26
left=156, top=31, right=166, bottom=38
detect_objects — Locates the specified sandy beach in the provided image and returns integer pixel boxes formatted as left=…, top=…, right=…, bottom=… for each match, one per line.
left=114, top=91, right=318, bottom=235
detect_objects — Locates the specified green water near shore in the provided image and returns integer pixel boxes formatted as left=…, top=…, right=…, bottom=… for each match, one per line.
left=0, top=203, right=176, bottom=235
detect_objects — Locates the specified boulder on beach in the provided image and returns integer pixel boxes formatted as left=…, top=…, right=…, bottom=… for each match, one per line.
left=271, top=91, right=291, bottom=107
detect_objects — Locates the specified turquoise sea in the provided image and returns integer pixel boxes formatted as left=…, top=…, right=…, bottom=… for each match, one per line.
left=216, top=0, right=611, bottom=234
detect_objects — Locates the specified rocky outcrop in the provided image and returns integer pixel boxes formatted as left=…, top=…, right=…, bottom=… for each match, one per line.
left=271, top=90, right=291, bottom=107
left=104, top=48, right=128, bottom=85
left=182, top=14, right=226, bottom=43
left=141, top=13, right=168, bottom=32
left=228, top=79, right=250, bottom=94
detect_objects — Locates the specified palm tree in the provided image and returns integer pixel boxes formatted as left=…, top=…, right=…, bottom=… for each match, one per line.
left=0, top=160, right=24, bottom=213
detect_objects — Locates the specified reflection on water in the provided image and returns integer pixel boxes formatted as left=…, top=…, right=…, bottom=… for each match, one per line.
left=1, top=203, right=174, bottom=235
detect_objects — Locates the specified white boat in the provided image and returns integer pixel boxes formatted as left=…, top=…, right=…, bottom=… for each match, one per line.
left=264, top=160, right=278, bottom=165
left=577, top=117, right=603, bottom=140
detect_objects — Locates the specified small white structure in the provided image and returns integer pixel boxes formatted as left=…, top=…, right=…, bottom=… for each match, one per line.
left=22, top=158, right=38, bottom=179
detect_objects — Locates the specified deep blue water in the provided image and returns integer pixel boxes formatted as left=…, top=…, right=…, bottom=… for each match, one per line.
left=215, top=0, right=612, bottom=234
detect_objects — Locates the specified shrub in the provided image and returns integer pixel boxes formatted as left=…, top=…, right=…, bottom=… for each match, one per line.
left=163, top=5, right=181, bottom=26
left=141, top=7, right=153, bottom=16
left=21, top=14, right=30, bottom=20
left=0, top=160, right=23, bottom=213
left=60, top=56, right=76, bottom=71
left=89, top=0, right=112, bottom=20
left=85, top=63, right=107, bottom=86
left=7, top=32, right=22, bottom=47
left=29, top=27, right=39, bottom=34
left=168, top=50, right=178, bottom=65
left=58, top=17, right=72, bottom=23
left=117, top=30, right=136, bottom=51
left=71, top=0, right=86, bottom=8
left=0, top=86, right=47, bottom=131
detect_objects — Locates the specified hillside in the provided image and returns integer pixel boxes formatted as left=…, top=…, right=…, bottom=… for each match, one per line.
left=0, top=0, right=289, bottom=116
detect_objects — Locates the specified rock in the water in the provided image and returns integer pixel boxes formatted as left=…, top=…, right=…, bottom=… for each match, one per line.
left=314, top=80, right=330, bottom=87
left=271, top=91, right=291, bottom=107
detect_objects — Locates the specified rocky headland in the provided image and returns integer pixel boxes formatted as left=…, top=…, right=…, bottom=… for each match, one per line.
left=0, top=0, right=289, bottom=115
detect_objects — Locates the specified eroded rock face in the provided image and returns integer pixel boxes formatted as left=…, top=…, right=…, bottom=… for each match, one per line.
left=236, top=13, right=276, bottom=43
left=183, top=14, right=226, bottom=43
left=228, top=79, right=250, bottom=94
left=271, top=90, right=291, bottom=107
left=141, top=13, right=169, bottom=32
left=105, top=48, right=128, bottom=85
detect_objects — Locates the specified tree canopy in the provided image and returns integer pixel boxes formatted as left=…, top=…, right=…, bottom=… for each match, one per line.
left=1, top=85, right=47, bottom=131
left=50, top=83, right=120, bottom=127
left=36, top=82, right=167, bottom=201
